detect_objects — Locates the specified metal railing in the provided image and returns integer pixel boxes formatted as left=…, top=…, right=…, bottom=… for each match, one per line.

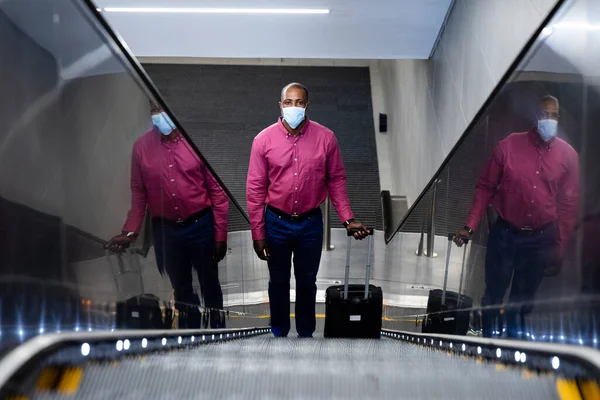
left=323, top=196, right=334, bottom=251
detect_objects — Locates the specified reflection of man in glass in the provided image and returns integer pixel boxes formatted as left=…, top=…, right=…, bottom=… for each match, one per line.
left=106, top=103, right=229, bottom=328
left=455, top=95, right=579, bottom=338
left=246, top=83, right=368, bottom=338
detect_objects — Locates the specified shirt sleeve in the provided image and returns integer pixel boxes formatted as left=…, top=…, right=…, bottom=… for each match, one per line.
left=122, top=145, right=147, bottom=233
left=556, top=150, right=579, bottom=256
left=465, top=142, right=505, bottom=231
left=203, top=165, right=229, bottom=242
left=326, top=134, right=354, bottom=223
left=246, top=137, right=269, bottom=240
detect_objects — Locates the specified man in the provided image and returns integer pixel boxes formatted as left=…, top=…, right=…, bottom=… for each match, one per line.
left=246, top=82, right=368, bottom=338
left=106, top=103, right=229, bottom=328
left=454, top=95, right=579, bottom=338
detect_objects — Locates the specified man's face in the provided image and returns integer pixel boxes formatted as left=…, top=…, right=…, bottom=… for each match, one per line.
left=537, top=100, right=560, bottom=121
left=280, top=87, right=308, bottom=110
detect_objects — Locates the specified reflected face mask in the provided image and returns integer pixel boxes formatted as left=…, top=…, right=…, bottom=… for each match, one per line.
left=537, top=119, right=558, bottom=142
left=152, top=112, right=176, bottom=135
left=282, top=106, right=306, bottom=129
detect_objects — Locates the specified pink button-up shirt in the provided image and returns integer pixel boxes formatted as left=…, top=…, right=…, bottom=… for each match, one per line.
left=122, top=127, right=229, bottom=241
left=247, top=118, right=354, bottom=240
left=465, top=128, right=579, bottom=254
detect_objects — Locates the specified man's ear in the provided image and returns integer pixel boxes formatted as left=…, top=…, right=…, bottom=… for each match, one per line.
left=305, top=102, right=310, bottom=112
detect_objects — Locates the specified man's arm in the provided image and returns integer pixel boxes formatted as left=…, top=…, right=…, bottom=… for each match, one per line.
left=122, top=147, right=147, bottom=234
left=556, top=151, right=579, bottom=256
left=464, top=143, right=505, bottom=232
left=325, top=136, right=354, bottom=223
left=203, top=165, right=229, bottom=243
left=246, top=137, right=269, bottom=241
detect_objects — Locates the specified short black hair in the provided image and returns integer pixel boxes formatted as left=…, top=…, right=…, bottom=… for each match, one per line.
left=281, top=82, right=309, bottom=102
left=540, top=95, right=559, bottom=108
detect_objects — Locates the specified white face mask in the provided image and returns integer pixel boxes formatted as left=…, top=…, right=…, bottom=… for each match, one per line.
left=537, top=119, right=558, bottom=142
left=282, top=106, right=306, bottom=129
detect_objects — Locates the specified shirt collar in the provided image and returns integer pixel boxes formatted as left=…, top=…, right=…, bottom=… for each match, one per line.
left=277, top=116, right=311, bottom=136
left=156, top=126, right=182, bottom=142
left=528, top=127, right=554, bottom=149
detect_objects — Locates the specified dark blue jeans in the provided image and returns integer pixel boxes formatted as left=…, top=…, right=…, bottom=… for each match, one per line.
left=153, top=211, right=224, bottom=328
left=265, top=208, right=323, bottom=337
left=481, top=220, right=557, bottom=338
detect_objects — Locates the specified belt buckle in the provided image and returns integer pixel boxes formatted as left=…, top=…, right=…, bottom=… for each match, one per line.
left=520, top=227, right=533, bottom=234
left=290, top=214, right=300, bottom=221
left=176, top=218, right=184, bottom=224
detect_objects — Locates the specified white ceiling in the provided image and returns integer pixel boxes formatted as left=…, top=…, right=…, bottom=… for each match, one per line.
left=93, top=0, right=453, bottom=59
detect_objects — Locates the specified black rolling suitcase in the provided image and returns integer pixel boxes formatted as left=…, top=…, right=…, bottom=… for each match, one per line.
left=324, top=229, right=382, bottom=339
left=110, top=251, right=172, bottom=329
left=422, top=234, right=473, bottom=335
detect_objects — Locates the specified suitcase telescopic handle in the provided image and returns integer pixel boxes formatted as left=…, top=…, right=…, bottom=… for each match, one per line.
left=344, top=228, right=375, bottom=300
left=442, top=233, right=469, bottom=306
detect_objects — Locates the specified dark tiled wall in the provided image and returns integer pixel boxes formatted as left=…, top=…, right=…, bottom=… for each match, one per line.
left=143, top=64, right=383, bottom=231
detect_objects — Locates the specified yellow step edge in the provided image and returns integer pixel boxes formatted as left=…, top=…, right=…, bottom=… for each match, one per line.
left=556, top=379, right=583, bottom=400
left=35, top=367, right=60, bottom=391
left=579, top=380, right=600, bottom=400
left=56, top=367, right=83, bottom=395
left=229, top=313, right=420, bottom=322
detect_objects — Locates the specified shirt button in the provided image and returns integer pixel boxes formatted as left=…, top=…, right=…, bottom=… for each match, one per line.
left=294, top=143, right=297, bottom=146
left=527, top=214, right=532, bottom=217
left=536, top=171, right=539, bottom=174
left=294, top=158, right=297, bottom=161
left=295, top=187, right=298, bottom=190
left=294, top=173, right=297, bottom=176
left=172, top=193, right=176, bottom=197
left=175, top=207, right=178, bottom=210
left=171, top=179, right=175, bottom=182
left=295, top=201, right=298, bottom=203
left=169, top=165, right=173, bottom=168
left=531, top=200, right=534, bottom=203
left=533, top=185, right=537, bottom=189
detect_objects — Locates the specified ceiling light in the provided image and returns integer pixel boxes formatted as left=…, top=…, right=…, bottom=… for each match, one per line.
left=101, top=7, right=330, bottom=15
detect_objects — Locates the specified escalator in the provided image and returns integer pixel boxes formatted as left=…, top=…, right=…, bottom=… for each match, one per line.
left=0, top=329, right=584, bottom=399
left=3, top=0, right=600, bottom=399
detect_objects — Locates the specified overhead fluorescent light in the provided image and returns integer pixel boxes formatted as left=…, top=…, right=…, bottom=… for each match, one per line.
left=101, top=7, right=330, bottom=15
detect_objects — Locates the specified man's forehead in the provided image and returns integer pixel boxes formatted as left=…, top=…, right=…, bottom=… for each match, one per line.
left=541, top=100, right=559, bottom=109
left=283, top=87, right=305, bottom=98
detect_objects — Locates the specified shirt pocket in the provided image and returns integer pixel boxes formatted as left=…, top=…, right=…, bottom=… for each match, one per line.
left=304, top=158, right=326, bottom=182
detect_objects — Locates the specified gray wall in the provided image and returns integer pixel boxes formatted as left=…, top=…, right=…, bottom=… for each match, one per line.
left=144, top=63, right=383, bottom=230
left=0, top=10, right=150, bottom=242
left=372, top=0, right=559, bottom=205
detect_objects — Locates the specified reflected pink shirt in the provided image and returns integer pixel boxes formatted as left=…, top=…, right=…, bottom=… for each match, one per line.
left=247, top=118, right=354, bottom=240
left=122, top=127, right=229, bottom=241
left=466, top=128, right=579, bottom=254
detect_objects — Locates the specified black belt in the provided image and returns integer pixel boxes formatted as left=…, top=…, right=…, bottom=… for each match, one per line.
left=152, top=207, right=211, bottom=228
left=496, top=216, right=554, bottom=236
left=266, top=205, right=321, bottom=222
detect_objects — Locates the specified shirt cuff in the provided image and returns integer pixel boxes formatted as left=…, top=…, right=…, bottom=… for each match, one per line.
left=214, top=230, right=228, bottom=242
left=251, top=228, right=266, bottom=241
left=122, top=221, right=141, bottom=234
left=464, top=215, right=479, bottom=232
left=338, top=212, right=355, bottom=225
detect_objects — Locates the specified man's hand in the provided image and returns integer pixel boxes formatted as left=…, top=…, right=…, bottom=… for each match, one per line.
left=346, top=221, right=369, bottom=240
left=213, top=241, right=227, bottom=263
left=105, top=234, right=135, bottom=253
left=453, top=228, right=471, bottom=247
left=253, top=239, right=270, bottom=261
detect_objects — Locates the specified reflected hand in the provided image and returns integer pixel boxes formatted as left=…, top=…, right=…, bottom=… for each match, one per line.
left=453, top=229, right=471, bottom=247
left=105, top=234, right=135, bottom=253
left=346, top=221, right=369, bottom=240
left=253, top=239, right=270, bottom=261
left=213, top=241, right=227, bottom=263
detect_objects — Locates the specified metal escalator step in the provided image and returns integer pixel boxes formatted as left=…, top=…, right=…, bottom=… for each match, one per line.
left=32, top=337, right=559, bottom=399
